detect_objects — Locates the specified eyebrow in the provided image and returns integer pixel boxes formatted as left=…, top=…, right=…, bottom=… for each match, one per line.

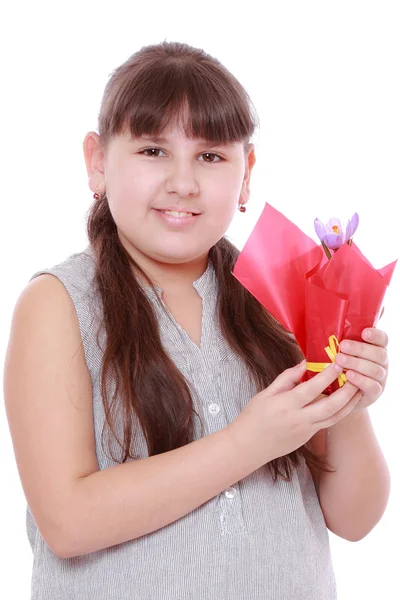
left=137, top=135, right=226, bottom=147
left=139, top=136, right=169, bottom=144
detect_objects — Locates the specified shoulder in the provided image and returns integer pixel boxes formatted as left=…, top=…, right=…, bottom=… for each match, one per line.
left=6, top=272, right=85, bottom=380
left=13, top=271, right=79, bottom=327
left=28, top=247, right=97, bottom=300
left=6, top=253, right=92, bottom=380
left=25, top=248, right=102, bottom=354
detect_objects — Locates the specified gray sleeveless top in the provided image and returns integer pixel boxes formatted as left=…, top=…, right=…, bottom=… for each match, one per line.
left=26, top=246, right=337, bottom=600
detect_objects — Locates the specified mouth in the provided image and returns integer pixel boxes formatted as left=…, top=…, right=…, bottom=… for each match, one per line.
left=155, top=209, right=200, bottom=218
left=153, top=208, right=200, bottom=227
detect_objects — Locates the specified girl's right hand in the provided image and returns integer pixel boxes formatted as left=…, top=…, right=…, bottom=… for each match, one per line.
left=226, top=360, right=362, bottom=467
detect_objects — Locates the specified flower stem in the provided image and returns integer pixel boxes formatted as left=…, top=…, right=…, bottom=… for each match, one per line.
left=321, top=240, right=332, bottom=260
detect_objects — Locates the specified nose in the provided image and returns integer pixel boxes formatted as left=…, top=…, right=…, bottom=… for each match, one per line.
left=165, top=159, right=200, bottom=197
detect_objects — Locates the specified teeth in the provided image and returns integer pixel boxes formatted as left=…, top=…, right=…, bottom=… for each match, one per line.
left=162, top=210, right=194, bottom=217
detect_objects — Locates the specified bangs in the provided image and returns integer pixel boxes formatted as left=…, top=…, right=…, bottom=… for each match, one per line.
left=100, top=56, right=258, bottom=146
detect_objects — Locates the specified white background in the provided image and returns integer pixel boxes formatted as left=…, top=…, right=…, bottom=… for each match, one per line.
left=1, top=1, right=399, bottom=598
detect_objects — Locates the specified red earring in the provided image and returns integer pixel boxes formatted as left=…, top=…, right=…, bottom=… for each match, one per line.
left=93, top=192, right=100, bottom=199
left=239, top=204, right=246, bottom=213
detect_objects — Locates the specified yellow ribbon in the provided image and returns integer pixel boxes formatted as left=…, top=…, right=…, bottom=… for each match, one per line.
left=306, top=334, right=348, bottom=387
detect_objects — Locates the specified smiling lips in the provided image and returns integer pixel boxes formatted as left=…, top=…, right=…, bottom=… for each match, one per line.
left=153, top=208, right=200, bottom=226
left=155, top=206, right=201, bottom=216
left=158, top=210, right=196, bottom=217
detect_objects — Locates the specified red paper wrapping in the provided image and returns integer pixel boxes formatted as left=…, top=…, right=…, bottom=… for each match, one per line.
left=232, top=203, right=397, bottom=394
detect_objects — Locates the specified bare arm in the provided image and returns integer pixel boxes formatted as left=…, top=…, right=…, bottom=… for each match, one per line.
left=71, top=426, right=251, bottom=557
left=308, top=410, right=390, bottom=541
left=3, top=275, right=261, bottom=559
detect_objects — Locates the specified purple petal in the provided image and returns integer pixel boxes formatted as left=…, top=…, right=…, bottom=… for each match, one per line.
left=321, top=233, right=344, bottom=250
left=345, top=212, right=359, bottom=242
left=325, top=217, right=343, bottom=233
left=325, top=217, right=346, bottom=246
left=314, top=218, right=328, bottom=242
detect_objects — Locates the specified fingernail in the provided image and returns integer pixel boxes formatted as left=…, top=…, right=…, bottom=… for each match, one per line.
left=363, top=329, right=372, bottom=339
left=334, top=364, right=343, bottom=373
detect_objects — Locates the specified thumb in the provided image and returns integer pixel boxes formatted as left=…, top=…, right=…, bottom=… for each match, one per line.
left=265, top=360, right=307, bottom=396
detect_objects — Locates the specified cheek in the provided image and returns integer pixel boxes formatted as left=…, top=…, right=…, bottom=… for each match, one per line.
left=121, top=172, right=148, bottom=198
left=204, top=200, right=238, bottom=238
left=215, top=190, right=241, bottom=218
left=222, top=202, right=239, bottom=226
left=107, top=156, right=154, bottom=195
left=107, top=174, right=152, bottom=217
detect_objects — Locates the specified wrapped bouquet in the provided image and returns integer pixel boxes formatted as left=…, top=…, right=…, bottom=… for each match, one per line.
left=233, top=203, right=397, bottom=394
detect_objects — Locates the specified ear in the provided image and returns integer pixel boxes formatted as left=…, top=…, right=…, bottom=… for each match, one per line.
left=83, top=132, right=106, bottom=195
left=241, top=144, right=256, bottom=204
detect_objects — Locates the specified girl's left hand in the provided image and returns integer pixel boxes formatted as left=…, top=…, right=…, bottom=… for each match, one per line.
left=334, top=327, right=389, bottom=410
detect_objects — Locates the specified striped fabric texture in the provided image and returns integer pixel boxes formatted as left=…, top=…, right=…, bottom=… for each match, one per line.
left=26, top=246, right=337, bottom=599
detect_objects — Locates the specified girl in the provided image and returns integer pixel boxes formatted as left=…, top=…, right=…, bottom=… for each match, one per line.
left=4, top=41, right=390, bottom=600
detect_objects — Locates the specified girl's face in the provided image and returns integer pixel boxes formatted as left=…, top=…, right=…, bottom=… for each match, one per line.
left=85, top=122, right=256, bottom=269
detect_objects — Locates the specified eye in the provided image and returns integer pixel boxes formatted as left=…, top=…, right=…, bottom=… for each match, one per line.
left=140, top=148, right=166, bottom=157
left=199, top=152, right=222, bottom=163
left=139, top=148, right=223, bottom=162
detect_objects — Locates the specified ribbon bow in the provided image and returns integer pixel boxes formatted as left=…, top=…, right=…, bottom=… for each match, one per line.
left=306, top=334, right=348, bottom=387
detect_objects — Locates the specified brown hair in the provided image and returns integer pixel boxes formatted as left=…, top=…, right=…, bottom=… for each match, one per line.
left=86, top=40, right=332, bottom=481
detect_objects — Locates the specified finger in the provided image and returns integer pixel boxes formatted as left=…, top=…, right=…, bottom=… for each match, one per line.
left=335, top=353, right=387, bottom=382
left=345, top=370, right=383, bottom=397
left=306, top=393, right=327, bottom=407
left=295, top=363, right=344, bottom=407
left=314, top=389, right=363, bottom=430
left=265, top=360, right=307, bottom=396
left=339, top=339, right=388, bottom=367
left=361, top=327, right=389, bottom=348
left=303, top=380, right=359, bottom=422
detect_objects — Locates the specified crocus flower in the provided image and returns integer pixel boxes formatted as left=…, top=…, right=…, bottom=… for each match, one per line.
left=314, top=213, right=359, bottom=251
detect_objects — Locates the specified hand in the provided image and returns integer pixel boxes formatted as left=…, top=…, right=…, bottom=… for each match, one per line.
left=226, top=361, right=362, bottom=468
left=334, top=327, right=389, bottom=410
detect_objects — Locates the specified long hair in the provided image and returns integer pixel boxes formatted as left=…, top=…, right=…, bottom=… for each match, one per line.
left=86, top=40, right=332, bottom=481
